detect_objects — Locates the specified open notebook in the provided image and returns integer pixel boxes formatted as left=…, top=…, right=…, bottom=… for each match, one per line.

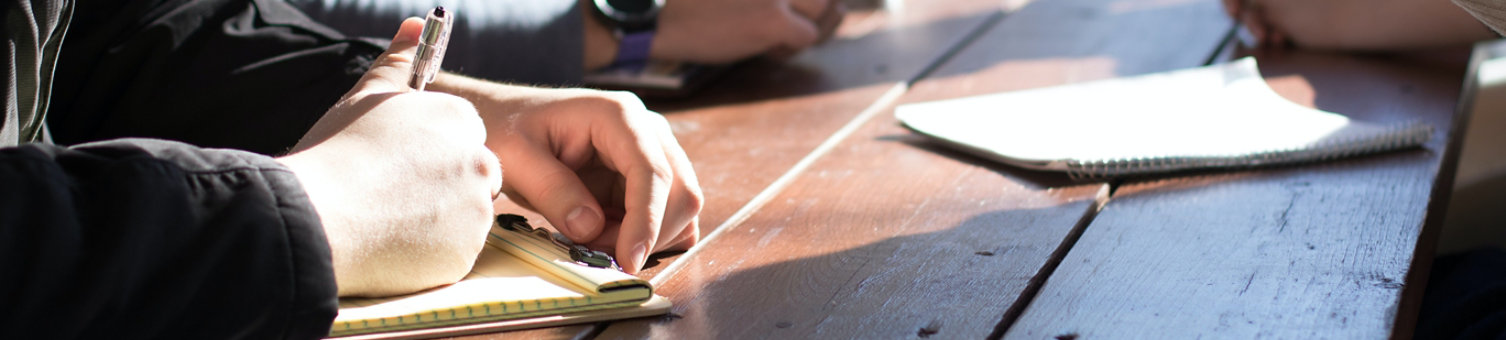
left=327, top=217, right=669, bottom=340
left=896, top=57, right=1432, bottom=179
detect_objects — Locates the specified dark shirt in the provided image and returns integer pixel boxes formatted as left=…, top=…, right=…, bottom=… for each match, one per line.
left=289, top=0, right=584, bottom=86
left=1, top=0, right=385, bottom=338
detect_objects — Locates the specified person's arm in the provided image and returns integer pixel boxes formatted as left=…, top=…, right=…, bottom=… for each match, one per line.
left=593, top=0, right=846, bottom=69
left=0, top=16, right=500, bottom=338
left=1453, top=0, right=1506, bottom=35
left=1225, top=0, right=1496, bottom=50
left=280, top=18, right=503, bottom=297
left=46, top=0, right=390, bottom=155
left=290, top=0, right=586, bottom=85
left=0, top=139, right=337, bottom=339
left=291, top=0, right=844, bottom=80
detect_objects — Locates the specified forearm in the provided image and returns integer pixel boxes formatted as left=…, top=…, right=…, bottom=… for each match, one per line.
left=1279, top=0, right=1494, bottom=50
left=430, top=72, right=555, bottom=115
left=429, top=71, right=632, bottom=114
left=50, top=0, right=383, bottom=155
left=1453, top=0, right=1506, bottom=35
left=582, top=0, right=618, bottom=71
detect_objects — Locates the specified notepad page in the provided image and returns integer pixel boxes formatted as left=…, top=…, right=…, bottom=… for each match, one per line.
left=896, top=57, right=1430, bottom=178
left=330, top=223, right=656, bottom=337
left=336, top=244, right=589, bottom=319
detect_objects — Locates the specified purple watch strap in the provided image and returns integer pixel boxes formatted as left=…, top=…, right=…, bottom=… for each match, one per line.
left=613, top=30, right=654, bottom=67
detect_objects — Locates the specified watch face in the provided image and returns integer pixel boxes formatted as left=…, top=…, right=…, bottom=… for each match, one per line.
left=596, top=0, right=664, bottom=27
left=607, top=0, right=655, bottom=13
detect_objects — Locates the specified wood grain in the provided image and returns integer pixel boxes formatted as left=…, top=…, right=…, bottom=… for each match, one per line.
left=652, top=0, right=1014, bottom=270
left=467, top=1, right=1011, bottom=338
left=594, top=0, right=1234, bottom=338
left=1003, top=49, right=1471, bottom=339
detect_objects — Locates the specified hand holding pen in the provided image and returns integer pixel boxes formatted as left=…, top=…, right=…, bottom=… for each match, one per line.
left=389, top=6, right=703, bottom=275
left=282, top=14, right=502, bottom=296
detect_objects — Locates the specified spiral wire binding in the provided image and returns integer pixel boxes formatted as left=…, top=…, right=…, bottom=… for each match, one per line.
left=1063, top=121, right=1434, bottom=180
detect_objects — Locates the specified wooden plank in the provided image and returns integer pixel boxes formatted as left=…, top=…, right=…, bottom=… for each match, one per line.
left=647, top=0, right=1018, bottom=279
left=471, top=1, right=1012, bottom=339
left=495, top=0, right=1017, bottom=278
left=1004, top=49, right=1471, bottom=339
left=593, top=0, right=1233, bottom=338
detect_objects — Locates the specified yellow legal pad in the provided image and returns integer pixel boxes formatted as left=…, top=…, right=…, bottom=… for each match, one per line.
left=327, top=220, right=669, bottom=339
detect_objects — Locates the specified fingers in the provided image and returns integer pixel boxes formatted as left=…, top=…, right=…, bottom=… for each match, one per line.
left=773, top=5, right=822, bottom=52
left=788, top=0, right=830, bottom=20
left=613, top=112, right=703, bottom=273
left=604, top=116, right=676, bottom=274
left=664, top=216, right=700, bottom=252
left=1241, top=7, right=1268, bottom=47
left=788, top=0, right=842, bottom=43
left=654, top=120, right=702, bottom=252
left=488, top=90, right=702, bottom=274
left=1226, top=0, right=1291, bottom=50
left=496, top=141, right=607, bottom=242
left=813, top=0, right=846, bottom=43
left=479, top=146, right=504, bottom=200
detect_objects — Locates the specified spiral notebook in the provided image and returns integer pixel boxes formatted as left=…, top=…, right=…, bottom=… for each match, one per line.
left=895, top=57, right=1432, bottom=179
left=326, top=218, right=669, bottom=340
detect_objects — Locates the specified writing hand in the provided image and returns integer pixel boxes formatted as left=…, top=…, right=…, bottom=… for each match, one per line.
left=278, top=17, right=502, bottom=297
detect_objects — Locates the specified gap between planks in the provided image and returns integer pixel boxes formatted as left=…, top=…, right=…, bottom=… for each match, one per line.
left=986, top=20, right=1242, bottom=338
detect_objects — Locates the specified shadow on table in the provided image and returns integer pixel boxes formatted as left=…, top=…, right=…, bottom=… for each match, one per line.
left=915, top=0, right=1231, bottom=86
left=603, top=204, right=1090, bottom=339
left=644, top=11, right=996, bottom=113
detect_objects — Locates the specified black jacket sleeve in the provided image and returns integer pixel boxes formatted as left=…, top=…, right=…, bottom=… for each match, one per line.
left=0, top=138, right=336, bottom=339
left=46, top=0, right=385, bottom=155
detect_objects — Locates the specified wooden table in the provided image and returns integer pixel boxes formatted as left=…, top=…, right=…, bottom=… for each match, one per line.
left=479, top=0, right=1473, bottom=338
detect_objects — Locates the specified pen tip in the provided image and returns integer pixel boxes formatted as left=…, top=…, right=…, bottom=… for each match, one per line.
left=434, top=6, right=445, bottom=17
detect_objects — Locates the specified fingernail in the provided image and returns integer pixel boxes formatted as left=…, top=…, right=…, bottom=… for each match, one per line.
left=562, top=206, right=596, bottom=239
left=630, top=243, right=649, bottom=273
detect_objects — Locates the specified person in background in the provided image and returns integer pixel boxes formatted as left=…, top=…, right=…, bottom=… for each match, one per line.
left=2, top=0, right=699, bottom=338
left=1222, top=0, right=1505, bottom=338
left=1223, top=0, right=1496, bottom=51
left=288, top=0, right=846, bottom=85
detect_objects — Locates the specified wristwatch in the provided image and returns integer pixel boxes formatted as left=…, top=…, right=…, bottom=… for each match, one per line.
left=592, top=0, right=664, bottom=66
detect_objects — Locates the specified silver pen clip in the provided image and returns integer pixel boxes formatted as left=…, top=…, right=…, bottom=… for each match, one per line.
left=409, top=6, right=453, bottom=91
left=495, top=214, right=621, bottom=270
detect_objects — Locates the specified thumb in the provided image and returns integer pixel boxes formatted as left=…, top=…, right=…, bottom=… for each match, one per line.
left=350, top=17, right=427, bottom=95
left=499, top=143, right=607, bottom=244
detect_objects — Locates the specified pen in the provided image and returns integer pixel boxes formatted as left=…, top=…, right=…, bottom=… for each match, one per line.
left=409, top=6, right=453, bottom=91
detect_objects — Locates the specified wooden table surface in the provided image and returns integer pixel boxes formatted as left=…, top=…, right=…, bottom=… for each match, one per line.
left=475, top=0, right=1474, bottom=338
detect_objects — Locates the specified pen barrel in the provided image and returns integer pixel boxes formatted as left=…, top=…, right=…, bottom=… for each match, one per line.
left=408, top=7, right=452, bottom=90
left=409, top=43, right=443, bottom=89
